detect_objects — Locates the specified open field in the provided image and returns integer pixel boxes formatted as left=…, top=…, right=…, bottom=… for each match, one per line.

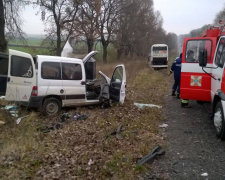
left=7, top=37, right=119, bottom=62
left=0, top=60, right=169, bottom=179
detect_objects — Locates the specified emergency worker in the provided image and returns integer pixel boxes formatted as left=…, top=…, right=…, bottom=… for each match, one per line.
left=170, top=53, right=182, bottom=98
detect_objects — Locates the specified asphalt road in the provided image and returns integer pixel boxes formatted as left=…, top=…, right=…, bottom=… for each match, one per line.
left=148, top=94, right=225, bottom=180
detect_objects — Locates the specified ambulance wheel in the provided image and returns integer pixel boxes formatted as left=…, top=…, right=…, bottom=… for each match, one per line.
left=213, top=101, right=225, bottom=140
left=42, top=97, right=61, bottom=116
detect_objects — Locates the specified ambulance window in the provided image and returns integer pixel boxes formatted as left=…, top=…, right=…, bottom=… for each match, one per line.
left=62, top=63, right=82, bottom=80
left=41, top=62, right=61, bottom=80
left=185, top=40, right=212, bottom=63
left=215, top=38, right=225, bottom=68
left=11, top=55, right=33, bottom=78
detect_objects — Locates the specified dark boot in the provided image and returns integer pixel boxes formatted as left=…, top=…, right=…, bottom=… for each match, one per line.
left=172, top=90, right=176, bottom=96
left=177, top=93, right=180, bottom=99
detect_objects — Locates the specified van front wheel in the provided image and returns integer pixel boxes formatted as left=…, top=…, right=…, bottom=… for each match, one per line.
left=42, top=98, right=61, bottom=116
left=213, top=101, right=225, bottom=140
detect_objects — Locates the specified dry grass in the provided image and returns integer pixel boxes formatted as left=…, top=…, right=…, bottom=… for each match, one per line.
left=0, top=59, right=169, bottom=179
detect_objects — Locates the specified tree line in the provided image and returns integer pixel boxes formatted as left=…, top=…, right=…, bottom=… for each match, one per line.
left=0, top=0, right=178, bottom=63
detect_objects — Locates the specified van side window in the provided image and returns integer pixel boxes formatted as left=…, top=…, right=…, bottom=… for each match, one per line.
left=41, top=62, right=61, bottom=80
left=11, top=55, right=33, bottom=78
left=62, top=63, right=82, bottom=80
left=111, top=66, right=123, bottom=83
left=215, top=38, right=225, bottom=68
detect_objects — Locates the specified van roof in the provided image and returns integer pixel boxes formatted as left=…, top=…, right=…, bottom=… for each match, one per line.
left=36, top=55, right=83, bottom=63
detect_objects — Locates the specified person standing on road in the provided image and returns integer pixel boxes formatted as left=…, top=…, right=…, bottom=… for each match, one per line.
left=169, top=53, right=182, bottom=98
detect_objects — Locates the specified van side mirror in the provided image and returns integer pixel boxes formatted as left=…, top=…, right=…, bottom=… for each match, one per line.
left=199, top=49, right=208, bottom=67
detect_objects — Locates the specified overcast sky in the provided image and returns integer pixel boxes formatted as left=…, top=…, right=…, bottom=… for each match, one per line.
left=22, top=0, right=225, bottom=36
left=153, top=0, right=225, bottom=34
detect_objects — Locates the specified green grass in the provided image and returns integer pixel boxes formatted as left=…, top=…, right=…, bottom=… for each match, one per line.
left=8, top=37, right=118, bottom=61
left=9, top=38, right=43, bottom=46
left=8, top=46, right=54, bottom=56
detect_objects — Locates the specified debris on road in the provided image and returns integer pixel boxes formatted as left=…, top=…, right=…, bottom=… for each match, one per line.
left=3, top=105, right=19, bottom=117
left=105, top=124, right=123, bottom=140
left=73, top=112, right=88, bottom=121
left=38, top=112, right=88, bottom=133
left=201, top=172, right=208, bottom=177
left=159, top=123, right=168, bottom=128
left=16, top=115, right=29, bottom=125
left=88, top=159, right=94, bottom=166
left=134, top=103, right=162, bottom=109
left=137, top=146, right=165, bottom=165
left=0, top=96, right=5, bottom=100
left=0, top=121, right=5, bottom=125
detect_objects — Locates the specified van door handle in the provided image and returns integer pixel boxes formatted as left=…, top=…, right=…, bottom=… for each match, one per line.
left=7, top=77, right=10, bottom=82
left=81, top=81, right=86, bottom=85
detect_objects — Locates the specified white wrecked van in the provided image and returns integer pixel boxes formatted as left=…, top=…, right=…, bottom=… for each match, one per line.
left=5, top=49, right=126, bottom=115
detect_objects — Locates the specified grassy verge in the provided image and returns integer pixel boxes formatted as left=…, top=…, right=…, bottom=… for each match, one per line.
left=0, top=60, right=169, bottom=179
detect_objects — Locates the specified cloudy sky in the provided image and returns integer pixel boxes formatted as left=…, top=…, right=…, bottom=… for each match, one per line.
left=22, top=0, right=225, bottom=36
left=154, top=0, right=225, bottom=34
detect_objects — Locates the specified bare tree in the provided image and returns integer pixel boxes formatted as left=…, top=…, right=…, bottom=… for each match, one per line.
left=116, top=0, right=166, bottom=59
left=0, top=0, right=6, bottom=52
left=214, top=5, right=225, bottom=25
left=39, top=0, right=81, bottom=56
left=96, top=0, right=120, bottom=63
left=0, top=0, right=28, bottom=52
left=73, top=0, right=99, bottom=53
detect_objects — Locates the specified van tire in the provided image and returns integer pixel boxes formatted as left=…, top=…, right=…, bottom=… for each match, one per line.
left=213, top=101, right=225, bottom=140
left=42, top=97, right=61, bottom=116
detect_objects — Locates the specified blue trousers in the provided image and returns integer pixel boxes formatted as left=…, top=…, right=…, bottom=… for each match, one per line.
left=172, top=79, right=180, bottom=94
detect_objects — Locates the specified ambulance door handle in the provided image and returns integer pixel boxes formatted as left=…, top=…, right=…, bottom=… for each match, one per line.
left=7, top=77, right=10, bottom=82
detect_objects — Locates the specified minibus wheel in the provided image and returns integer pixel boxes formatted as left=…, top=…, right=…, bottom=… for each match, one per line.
left=213, top=101, right=225, bottom=140
left=42, top=97, right=61, bottom=116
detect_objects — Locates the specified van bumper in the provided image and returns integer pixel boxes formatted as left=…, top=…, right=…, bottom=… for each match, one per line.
left=29, top=96, right=43, bottom=109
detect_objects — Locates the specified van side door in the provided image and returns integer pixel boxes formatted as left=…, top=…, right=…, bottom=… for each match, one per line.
left=6, top=49, right=36, bottom=102
left=61, top=60, right=86, bottom=106
left=38, top=60, right=64, bottom=99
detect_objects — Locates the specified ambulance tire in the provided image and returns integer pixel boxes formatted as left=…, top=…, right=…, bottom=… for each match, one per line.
left=42, top=97, right=61, bottom=116
left=213, top=101, right=225, bottom=140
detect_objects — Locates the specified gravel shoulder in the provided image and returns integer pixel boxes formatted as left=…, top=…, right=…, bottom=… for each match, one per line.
left=150, top=90, right=225, bottom=180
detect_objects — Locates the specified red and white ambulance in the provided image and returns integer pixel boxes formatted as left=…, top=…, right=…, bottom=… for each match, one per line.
left=180, top=26, right=225, bottom=139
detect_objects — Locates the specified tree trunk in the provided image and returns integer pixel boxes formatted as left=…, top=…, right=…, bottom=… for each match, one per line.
left=56, top=24, right=61, bottom=56
left=0, top=0, right=7, bottom=52
left=87, top=38, right=94, bottom=53
left=117, top=47, right=122, bottom=60
left=102, top=44, right=108, bottom=63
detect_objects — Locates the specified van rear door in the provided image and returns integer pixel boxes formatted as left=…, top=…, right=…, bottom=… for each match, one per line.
left=6, top=49, right=36, bottom=102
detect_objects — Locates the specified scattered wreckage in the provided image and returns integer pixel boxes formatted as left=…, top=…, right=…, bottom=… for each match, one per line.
left=0, top=50, right=126, bottom=116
